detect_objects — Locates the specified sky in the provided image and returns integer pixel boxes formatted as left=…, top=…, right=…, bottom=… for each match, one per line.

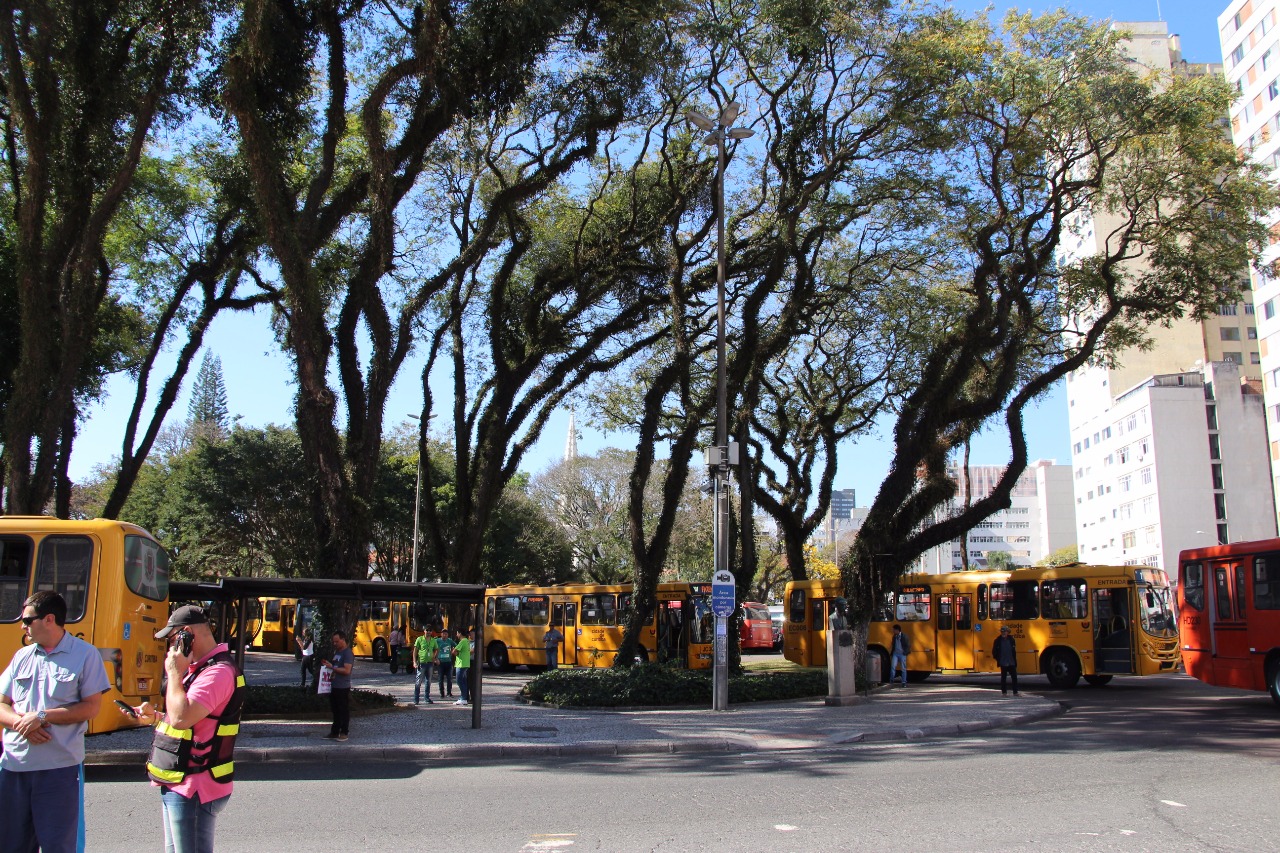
left=69, top=0, right=1230, bottom=509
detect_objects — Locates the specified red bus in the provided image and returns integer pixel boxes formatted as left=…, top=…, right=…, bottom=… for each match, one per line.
left=739, top=601, right=774, bottom=652
left=1178, top=538, right=1280, bottom=705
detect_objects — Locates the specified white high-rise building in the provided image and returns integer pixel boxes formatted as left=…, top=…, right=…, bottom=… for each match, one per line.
left=1072, top=361, right=1275, bottom=579
left=916, top=460, right=1077, bottom=573
left=1221, top=0, right=1280, bottom=533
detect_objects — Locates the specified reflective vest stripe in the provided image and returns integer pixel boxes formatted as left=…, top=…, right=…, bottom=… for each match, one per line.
left=146, top=763, right=184, bottom=784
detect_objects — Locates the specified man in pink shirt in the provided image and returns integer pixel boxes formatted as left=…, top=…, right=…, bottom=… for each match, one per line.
left=124, top=606, right=244, bottom=853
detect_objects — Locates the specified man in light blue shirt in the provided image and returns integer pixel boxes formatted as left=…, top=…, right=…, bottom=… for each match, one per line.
left=0, top=591, right=111, bottom=852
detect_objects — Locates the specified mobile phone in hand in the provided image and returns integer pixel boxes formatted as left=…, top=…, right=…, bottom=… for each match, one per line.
left=114, top=699, right=138, bottom=718
left=178, top=629, right=194, bottom=656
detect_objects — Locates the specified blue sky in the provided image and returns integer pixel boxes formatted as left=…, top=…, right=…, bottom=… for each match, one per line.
left=71, top=0, right=1229, bottom=510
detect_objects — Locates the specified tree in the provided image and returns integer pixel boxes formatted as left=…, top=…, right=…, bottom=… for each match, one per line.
left=532, top=450, right=638, bottom=583
left=216, top=0, right=680, bottom=651
left=0, top=0, right=222, bottom=514
left=1039, top=545, right=1079, bottom=567
left=188, top=351, right=230, bottom=440
left=985, top=550, right=1014, bottom=571
left=839, top=12, right=1279, bottom=651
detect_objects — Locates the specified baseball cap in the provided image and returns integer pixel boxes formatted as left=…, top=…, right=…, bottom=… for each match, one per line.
left=155, top=605, right=210, bottom=639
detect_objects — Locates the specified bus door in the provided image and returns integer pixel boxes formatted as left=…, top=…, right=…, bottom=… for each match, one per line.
left=935, top=593, right=974, bottom=670
left=1208, top=559, right=1251, bottom=680
left=552, top=602, right=576, bottom=666
left=1092, top=586, right=1134, bottom=674
left=686, top=585, right=714, bottom=668
left=657, top=600, right=686, bottom=665
left=281, top=602, right=295, bottom=654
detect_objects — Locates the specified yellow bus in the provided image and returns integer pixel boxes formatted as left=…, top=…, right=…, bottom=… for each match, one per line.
left=249, top=597, right=427, bottom=663
left=482, top=582, right=715, bottom=670
left=784, top=564, right=1180, bottom=688
left=0, top=516, right=169, bottom=733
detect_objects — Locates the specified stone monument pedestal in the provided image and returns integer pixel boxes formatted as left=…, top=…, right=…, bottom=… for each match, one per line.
left=825, top=628, right=863, bottom=706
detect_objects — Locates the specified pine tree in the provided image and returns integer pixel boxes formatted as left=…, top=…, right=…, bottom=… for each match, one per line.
left=188, top=351, right=229, bottom=439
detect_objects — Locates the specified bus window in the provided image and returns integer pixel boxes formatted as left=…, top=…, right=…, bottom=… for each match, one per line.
left=789, top=588, right=806, bottom=625
left=0, top=536, right=32, bottom=621
left=999, top=581, right=1038, bottom=620
left=895, top=589, right=930, bottom=621
left=581, top=594, right=617, bottom=625
left=1138, top=584, right=1177, bottom=637
left=873, top=591, right=894, bottom=622
left=520, top=595, right=549, bottom=626
left=492, top=595, right=519, bottom=625
left=689, top=596, right=714, bottom=645
left=1214, top=566, right=1233, bottom=620
left=1182, top=563, right=1204, bottom=611
left=1235, top=565, right=1248, bottom=620
left=35, top=536, right=93, bottom=622
left=977, top=585, right=988, bottom=621
left=1041, top=579, right=1087, bottom=619
left=264, top=599, right=281, bottom=622
left=810, top=597, right=825, bottom=630
left=938, top=595, right=953, bottom=631
left=1254, top=554, right=1280, bottom=609
left=123, top=535, right=168, bottom=602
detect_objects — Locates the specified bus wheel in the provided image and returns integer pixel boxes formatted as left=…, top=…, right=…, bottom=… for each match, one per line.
left=1268, top=659, right=1280, bottom=706
left=1045, top=650, right=1081, bottom=688
left=1083, top=674, right=1113, bottom=687
left=372, top=638, right=388, bottom=663
left=487, top=642, right=512, bottom=672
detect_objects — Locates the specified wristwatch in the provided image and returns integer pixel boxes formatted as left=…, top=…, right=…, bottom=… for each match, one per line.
left=37, top=710, right=47, bottom=724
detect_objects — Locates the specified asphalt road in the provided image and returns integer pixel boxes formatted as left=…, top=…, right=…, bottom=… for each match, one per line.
left=83, top=672, right=1279, bottom=852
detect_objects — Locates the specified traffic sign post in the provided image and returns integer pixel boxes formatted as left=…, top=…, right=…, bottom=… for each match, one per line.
left=711, top=568, right=734, bottom=710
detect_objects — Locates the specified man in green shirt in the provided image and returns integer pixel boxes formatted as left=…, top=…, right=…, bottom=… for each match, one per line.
left=413, top=630, right=437, bottom=705
left=453, top=628, right=472, bottom=705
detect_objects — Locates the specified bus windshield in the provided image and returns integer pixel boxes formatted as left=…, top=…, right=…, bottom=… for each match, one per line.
left=1138, top=584, right=1177, bottom=638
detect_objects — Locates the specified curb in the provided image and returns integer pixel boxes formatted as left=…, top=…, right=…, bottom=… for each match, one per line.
left=84, top=701, right=1065, bottom=766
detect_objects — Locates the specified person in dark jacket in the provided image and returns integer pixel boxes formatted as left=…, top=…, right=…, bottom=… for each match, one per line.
left=993, top=626, right=1018, bottom=696
left=890, top=624, right=910, bottom=686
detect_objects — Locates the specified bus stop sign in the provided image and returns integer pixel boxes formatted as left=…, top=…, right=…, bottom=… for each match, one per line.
left=711, top=570, right=736, bottom=617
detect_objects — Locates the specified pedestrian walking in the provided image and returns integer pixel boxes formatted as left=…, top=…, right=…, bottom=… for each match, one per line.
left=0, top=591, right=111, bottom=853
left=453, top=628, right=472, bottom=705
left=131, top=605, right=245, bottom=853
left=436, top=629, right=455, bottom=699
left=543, top=624, right=564, bottom=670
left=413, top=629, right=437, bottom=705
left=296, top=629, right=315, bottom=689
left=890, top=624, right=910, bottom=686
left=389, top=624, right=406, bottom=674
left=993, top=626, right=1019, bottom=696
left=319, top=631, right=354, bottom=739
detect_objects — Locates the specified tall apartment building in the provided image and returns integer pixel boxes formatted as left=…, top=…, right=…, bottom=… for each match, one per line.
left=1064, top=21, right=1268, bottom=571
left=1072, top=361, right=1275, bottom=578
left=916, top=460, right=1077, bottom=573
left=1221, top=0, right=1280, bottom=532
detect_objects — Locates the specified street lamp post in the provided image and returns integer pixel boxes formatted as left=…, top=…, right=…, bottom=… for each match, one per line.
left=687, top=101, right=753, bottom=712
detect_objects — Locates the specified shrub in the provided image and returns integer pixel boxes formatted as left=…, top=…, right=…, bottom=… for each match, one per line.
left=240, top=685, right=395, bottom=718
left=519, top=664, right=838, bottom=707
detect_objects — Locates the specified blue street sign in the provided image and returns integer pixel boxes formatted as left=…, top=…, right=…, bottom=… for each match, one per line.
left=711, top=569, right=735, bottom=617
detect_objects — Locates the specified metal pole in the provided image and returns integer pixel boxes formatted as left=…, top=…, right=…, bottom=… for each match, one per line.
left=712, top=129, right=729, bottom=713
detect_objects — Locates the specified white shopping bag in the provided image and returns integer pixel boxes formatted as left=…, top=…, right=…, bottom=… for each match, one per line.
left=317, top=664, right=333, bottom=695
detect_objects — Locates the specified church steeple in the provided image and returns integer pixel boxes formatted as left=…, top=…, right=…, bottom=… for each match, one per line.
left=564, top=410, right=579, bottom=461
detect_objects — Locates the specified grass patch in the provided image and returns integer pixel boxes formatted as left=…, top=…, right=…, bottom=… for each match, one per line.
left=520, top=663, right=845, bottom=707
left=240, top=685, right=396, bottom=719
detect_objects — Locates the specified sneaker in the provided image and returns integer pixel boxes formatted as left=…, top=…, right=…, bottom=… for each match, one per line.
left=454, top=699, right=466, bottom=705
left=427, top=699, right=434, bottom=704
left=323, top=733, right=338, bottom=739
left=336, top=734, right=348, bottom=741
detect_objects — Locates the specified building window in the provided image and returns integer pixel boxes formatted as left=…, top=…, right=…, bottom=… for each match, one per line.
left=1267, top=300, right=1277, bottom=320
left=1215, top=493, right=1227, bottom=520
left=1254, top=352, right=1263, bottom=364
left=1119, top=475, right=1132, bottom=493
left=1207, top=405, right=1218, bottom=430
left=1223, top=351, right=1243, bottom=365
left=1221, top=327, right=1241, bottom=341
left=1140, top=467, right=1152, bottom=486
left=1249, top=327, right=1258, bottom=340
left=1209, top=434, right=1221, bottom=460
left=1220, top=304, right=1239, bottom=317
left=1212, top=463, right=1224, bottom=489
left=1102, top=427, right=1111, bottom=439
left=1122, top=531, right=1136, bottom=549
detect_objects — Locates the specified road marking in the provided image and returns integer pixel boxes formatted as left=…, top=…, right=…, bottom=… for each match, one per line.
left=1161, top=800, right=1187, bottom=808
left=1120, top=830, right=1137, bottom=836
left=775, top=825, right=798, bottom=832
left=522, top=834, right=576, bottom=850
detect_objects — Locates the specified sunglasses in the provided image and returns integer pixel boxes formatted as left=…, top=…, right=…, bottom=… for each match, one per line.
left=20, top=614, right=41, bottom=626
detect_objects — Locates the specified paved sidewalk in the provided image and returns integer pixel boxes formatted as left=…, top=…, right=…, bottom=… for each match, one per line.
left=85, top=652, right=1062, bottom=766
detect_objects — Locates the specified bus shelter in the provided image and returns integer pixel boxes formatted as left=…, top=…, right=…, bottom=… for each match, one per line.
left=170, top=577, right=488, bottom=728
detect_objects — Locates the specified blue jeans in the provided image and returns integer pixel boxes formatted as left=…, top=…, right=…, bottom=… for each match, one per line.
left=0, top=763, right=80, bottom=853
left=438, top=661, right=453, bottom=696
left=456, top=666, right=470, bottom=702
left=160, top=788, right=230, bottom=853
left=415, top=662, right=435, bottom=703
left=891, top=652, right=908, bottom=684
